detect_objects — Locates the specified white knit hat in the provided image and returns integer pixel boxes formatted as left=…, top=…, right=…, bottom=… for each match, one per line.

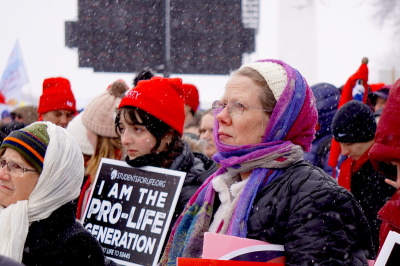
left=66, top=111, right=94, bottom=155
left=240, top=61, right=287, bottom=101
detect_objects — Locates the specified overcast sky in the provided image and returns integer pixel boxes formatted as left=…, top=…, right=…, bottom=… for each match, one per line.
left=0, top=0, right=398, bottom=110
left=0, top=0, right=256, bottom=109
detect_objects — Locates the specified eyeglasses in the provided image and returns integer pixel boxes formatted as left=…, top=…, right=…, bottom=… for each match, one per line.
left=0, top=159, right=37, bottom=177
left=212, top=100, right=272, bottom=117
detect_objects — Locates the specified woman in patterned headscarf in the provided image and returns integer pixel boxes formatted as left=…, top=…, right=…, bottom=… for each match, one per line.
left=161, top=59, right=374, bottom=265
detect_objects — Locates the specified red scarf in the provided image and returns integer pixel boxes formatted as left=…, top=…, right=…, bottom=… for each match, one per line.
left=337, top=148, right=371, bottom=192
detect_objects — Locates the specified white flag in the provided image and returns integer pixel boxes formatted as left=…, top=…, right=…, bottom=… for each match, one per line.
left=0, top=40, right=29, bottom=105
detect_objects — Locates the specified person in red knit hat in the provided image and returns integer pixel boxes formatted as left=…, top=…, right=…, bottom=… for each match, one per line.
left=115, top=77, right=218, bottom=247
left=37, top=77, right=77, bottom=128
left=369, top=77, right=400, bottom=253
left=182, top=83, right=201, bottom=137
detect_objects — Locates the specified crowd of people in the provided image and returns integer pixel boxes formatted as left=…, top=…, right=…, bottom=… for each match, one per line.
left=0, top=58, right=399, bottom=265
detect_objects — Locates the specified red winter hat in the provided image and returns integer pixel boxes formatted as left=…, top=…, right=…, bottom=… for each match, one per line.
left=338, top=57, right=369, bottom=108
left=118, top=77, right=185, bottom=136
left=38, top=77, right=77, bottom=115
left=182, top=83, right=199, bottom=112
left=0, top=91, right=6, bottom=104
left=369, top=77, right=400, bottom=178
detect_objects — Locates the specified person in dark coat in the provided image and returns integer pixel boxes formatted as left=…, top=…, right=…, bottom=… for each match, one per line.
left=304, top=82, right=340, bottom=176
left=331, top=100, right=396, bottom=254
left=369, top=77, right=400, bottom=253
left=0, top=122, right=106, bottom=265
left=161, top=59, right=374, bottom=265
left=367, top=85, right=390, bottom=112
left=115, top=77, right=218, bottom=241
left=367, top=85, right=391, bottom=124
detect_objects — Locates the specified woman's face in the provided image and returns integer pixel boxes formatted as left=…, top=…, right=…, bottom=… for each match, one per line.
left=41, top=109, right=75, bottom=128
left=215, top=75, right=270, bottom=146
left=0, top=148, right=40, bottom=207
left=118, top=111, right=169, bottom=160
left=199, top=112, right=217, bottom=158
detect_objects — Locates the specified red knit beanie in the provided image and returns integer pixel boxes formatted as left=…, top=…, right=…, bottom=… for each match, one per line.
left=182, top=83, right=199, bottom=112
left=38, top=77, right=77, bottom=115
left=369, top=77, right=400, bottom=177
left=118, top=77, right=185, bottom=136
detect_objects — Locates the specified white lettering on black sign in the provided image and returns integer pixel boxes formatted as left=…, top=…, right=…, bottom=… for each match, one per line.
left=82, top=158, right=185, bottom=266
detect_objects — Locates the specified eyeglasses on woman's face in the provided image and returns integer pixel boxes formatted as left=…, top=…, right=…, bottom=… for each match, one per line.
left=211, top=100, right=271, bottom=117
left=0, top=159, right=37, bottom=177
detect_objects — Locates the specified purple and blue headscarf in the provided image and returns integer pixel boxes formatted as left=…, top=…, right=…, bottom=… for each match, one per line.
left=160, top=59, right=317, bottom=265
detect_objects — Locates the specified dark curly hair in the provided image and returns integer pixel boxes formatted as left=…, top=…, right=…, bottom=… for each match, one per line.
left=115, top=107, right=183, bottom=168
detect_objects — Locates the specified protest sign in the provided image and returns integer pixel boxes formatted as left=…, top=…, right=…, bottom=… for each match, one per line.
left=82, top=158, right=186, bottom=266
left=375, top=230, right=400, bottom=266
left=202, top=233, right=285, bottom=264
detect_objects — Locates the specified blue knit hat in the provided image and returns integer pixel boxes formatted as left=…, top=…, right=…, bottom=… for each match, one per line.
left=0, top=123, right=50, bottom=173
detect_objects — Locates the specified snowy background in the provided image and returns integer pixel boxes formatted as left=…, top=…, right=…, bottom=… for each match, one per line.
left=0, top=0, right=399, bottom=110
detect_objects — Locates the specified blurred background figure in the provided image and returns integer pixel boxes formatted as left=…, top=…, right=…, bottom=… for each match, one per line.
left=0, top=110, right=12, bottom=136
left=367, top=84, right=391, bottom=124
left=338, top=57, right=369, bottom=106
left=0, top=106, right=39, bottom=136
left=76, top=80, right=128, bottom=220
left=183, top=112, right=202, bottom=140
left=328, top=58, right=370, bottom=177
left=369, top=77, right=400, bottom=254
left=1, top=110, right=11, bottom=126
left=11, top=106, right=38, bottom=126
left=0, top=121, right=25, bottom=136
left=181, top=83, right=204, bottom=153
left=182, top=83, right=200, bottom=137
left=304, top=83, right=340, bottom=176
left=37, top=77, right=77, bottom=128
left=66, top=111, right=94, bottom=169
left=198, top=109, right=217, bottom=159
left=132, top=67, right=156, bottom=87
left=331, top=100, right=395, bottom=253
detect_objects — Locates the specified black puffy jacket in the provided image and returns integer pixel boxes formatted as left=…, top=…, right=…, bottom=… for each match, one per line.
left=22, top=202, right=106, bottom=266
left=247, top=161, right=374, bottom=265
left=170, top=140, right=218, bottom=222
